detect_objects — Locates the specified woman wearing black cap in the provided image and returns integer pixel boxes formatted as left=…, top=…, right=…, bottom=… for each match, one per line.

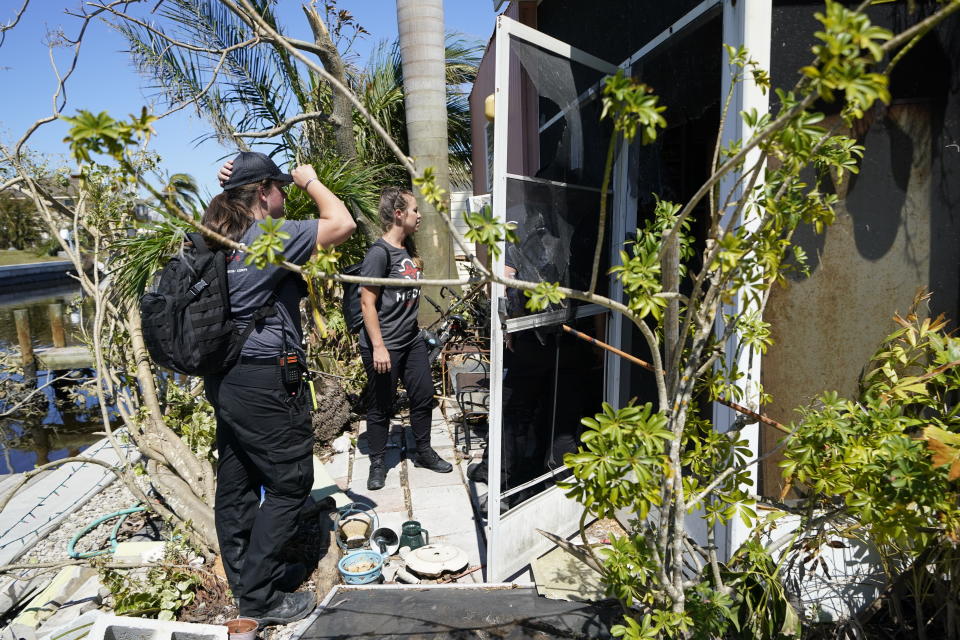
left=359, top=187, right=453, bottom=491
left=204, top=152, right=355, bottom=626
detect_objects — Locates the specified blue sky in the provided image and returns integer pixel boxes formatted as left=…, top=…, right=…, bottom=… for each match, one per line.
left=1, top=2, right=496, bottom=197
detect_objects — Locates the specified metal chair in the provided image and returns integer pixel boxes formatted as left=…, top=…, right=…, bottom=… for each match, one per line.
left=448, top=353, right=489, bottom=454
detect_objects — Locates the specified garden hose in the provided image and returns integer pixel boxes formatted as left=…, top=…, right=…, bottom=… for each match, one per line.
left=67, top=505, right=146, bottom=559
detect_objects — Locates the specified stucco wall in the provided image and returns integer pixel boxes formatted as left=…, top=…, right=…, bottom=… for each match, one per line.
left=760, top=4, right=960, bottom=496
left=761, top=101, right=960, bottom=494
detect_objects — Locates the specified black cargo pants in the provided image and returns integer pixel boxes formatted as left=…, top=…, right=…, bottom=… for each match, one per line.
left=204, top=363, right=313, bottom=617
left=360, top=335, right=434, bottom=457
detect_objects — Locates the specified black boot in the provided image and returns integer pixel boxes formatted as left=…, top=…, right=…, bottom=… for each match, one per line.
left=252, top=591, right=316, bottom=627
left=467, top=461, right=488, bottom=483
left=413, top=447, right=453, bottom=473
left=367, top=455, right=386, bottom=490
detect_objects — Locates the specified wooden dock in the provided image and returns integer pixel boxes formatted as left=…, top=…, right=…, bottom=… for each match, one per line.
left=34, top=346, right=94, bottom=370
left=13, top=304, right=94, bottom=378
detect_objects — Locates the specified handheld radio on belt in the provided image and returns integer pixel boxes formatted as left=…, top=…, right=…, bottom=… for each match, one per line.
left=279, top=352, right=302, bottom=386
left=276, top=305, right=303, bottom=387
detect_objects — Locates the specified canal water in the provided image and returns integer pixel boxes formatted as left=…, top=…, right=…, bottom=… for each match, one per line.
left=0, top=282, right=106, bottom=475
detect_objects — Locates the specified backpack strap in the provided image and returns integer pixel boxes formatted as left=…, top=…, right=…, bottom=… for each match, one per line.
left=377, top=242, right=391, bottom=278
left=186, top=232, right=211, bottom=256
left=368, top=242, right=392, bottom=307
left=228, top=297, right=278, bottom=363
left=184, top=232, right=215, bottom=303
left=238, top=296, right=278, bottom=342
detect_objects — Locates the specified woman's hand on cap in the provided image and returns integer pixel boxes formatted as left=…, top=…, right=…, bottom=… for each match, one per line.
left=291, top=165, right=319, bottom=190
left=217, top=160, right=233, bottom=187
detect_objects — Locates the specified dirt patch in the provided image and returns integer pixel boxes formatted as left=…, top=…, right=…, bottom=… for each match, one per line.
left=584, top=518, right=626, bottom=544
left=179, top=569, right=235, bottom=625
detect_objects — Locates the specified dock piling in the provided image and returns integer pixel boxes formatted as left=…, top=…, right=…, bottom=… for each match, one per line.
left=13, top=308, right=37, bottom=384
left=48, top=303, right=66, bottom=348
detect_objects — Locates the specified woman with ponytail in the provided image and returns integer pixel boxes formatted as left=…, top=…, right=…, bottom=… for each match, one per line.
left=359, top=187, right=453, bottom=490
left=204, top=152, right=354, bottom=627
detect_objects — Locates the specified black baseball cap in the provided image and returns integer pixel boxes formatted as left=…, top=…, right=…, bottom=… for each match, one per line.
left=222, top=151, right=294, bottom=190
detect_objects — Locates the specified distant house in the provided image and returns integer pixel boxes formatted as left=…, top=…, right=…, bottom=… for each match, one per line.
left=3, top=176, right=81, bottom=251
left=468, top=0, right=960, bottom=580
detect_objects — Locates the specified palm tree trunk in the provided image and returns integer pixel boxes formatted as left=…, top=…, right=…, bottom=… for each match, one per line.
left=396, top=0, right=453, bottom=323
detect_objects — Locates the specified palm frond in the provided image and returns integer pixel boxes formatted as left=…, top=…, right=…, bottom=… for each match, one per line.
left=108, top=217, right=194, bottom=303
left=284, top=154, right=386, bottom=225
left=116, top=7, right=481, bottom=191
left=352, top=33, right=481, bottom=189
left=115, top=0, right=308, bottom=155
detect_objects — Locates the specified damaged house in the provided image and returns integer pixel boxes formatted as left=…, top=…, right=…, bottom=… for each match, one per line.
left=465, top=0, right=960, bottom=598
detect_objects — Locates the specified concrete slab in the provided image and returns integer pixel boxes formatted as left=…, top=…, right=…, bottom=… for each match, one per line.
left=338, top=406, right=486, bottom=582
left=409, top=485, right=472, bottom=512
left=36, top=609, right=103, bottom=640
left=2, top=621, right=36, bottom=640
left=0, top=435, right=139, bottom=566
left=399, top=411, right=454, bottom=451
left=34, top=575, right=103, bottom=635
left=87, top=614, right=227, bottom=640
left=410, top=504, right=478, bottom=539
left=310, top=457, right=350, bottom=508
left=0, top=573, right=47, bottom=619
left=531, top=545, right=607, bottom=602
left=0, top=473, right=24, bottom=504
left=12, top=566, right=97, bottom=629
left=432, top=431, right=452, bottom=445
left=355, top=421, right=403, bottom=452
left=320, top=450, right=349, bottom=481
left=406, top=454, right=459, bottom=488
left=350, top=448, right=402, bottom=491
left=346, top=488, right=408, bottom=516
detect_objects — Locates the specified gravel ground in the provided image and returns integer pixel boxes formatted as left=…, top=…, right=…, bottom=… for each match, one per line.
left=18, top=478, right=141, bottom=567
left=12, top=476, right=322, bottom=639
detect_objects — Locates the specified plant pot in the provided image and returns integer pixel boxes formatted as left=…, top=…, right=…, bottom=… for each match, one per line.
left=225, top=617, right=258, bottom=640
left=338, top=549, right=384, bottom=585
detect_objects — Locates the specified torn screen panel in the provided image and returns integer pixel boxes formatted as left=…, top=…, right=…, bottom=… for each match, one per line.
left=504, top=177, right=609, bottom=310
left=508, top=36, right=612, bottom=189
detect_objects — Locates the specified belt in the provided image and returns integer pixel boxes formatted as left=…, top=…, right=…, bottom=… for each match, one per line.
left=239, top=356, right=280, bottom=365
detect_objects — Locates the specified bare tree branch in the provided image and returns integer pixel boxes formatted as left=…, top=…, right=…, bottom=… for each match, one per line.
left=236, top=111, right=329, bottom=138
left=0, top=0, right=31, bottom=48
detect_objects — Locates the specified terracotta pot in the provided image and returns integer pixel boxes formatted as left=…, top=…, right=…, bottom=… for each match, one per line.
left=225, top=617, right=258, bottom=640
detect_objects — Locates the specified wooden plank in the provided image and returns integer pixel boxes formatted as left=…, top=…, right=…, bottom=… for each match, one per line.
left=34, top=346, right=93, bottom=370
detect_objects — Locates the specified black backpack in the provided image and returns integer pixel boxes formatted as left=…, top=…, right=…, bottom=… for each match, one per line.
left=140, top=232, right=274, bottom=376
left=341, top=243, right=390, bottom=333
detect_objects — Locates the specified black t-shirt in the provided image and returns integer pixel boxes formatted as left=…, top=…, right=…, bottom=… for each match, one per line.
left=358, top=238, right=421, bottom=351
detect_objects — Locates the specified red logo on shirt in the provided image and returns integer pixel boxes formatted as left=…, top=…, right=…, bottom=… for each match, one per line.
left=395, top=258, right=421, bottom=307
left=397, top=259, right=420, bottom=279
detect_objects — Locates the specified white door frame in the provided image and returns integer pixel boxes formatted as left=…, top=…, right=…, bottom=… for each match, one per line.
left=713, top=0, right=772, bottom=559
left=487, top=14, right=619, bottom=581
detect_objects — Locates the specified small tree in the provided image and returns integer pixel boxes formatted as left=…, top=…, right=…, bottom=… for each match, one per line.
left=0, top=192, right=46, bottom=250
left=781, top=294, right=960, bottom=637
